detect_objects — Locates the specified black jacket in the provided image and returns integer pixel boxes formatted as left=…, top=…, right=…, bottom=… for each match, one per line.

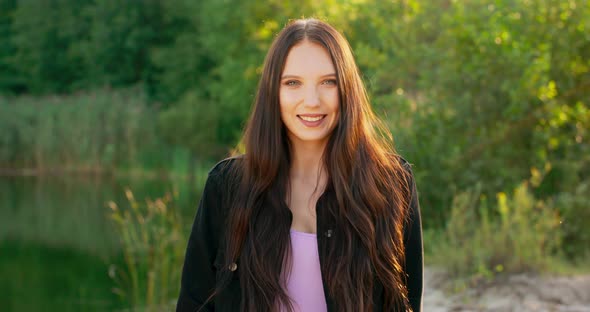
left=177, top=156, right=423, bottom=311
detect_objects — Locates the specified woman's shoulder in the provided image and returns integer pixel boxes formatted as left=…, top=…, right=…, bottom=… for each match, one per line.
left=207, top=154, right=245, bottom=185
left=386, top=152, right=414, bottom=174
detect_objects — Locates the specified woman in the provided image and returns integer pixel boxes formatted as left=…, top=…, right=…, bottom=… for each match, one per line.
left=177, top=18, right=423, bottom=312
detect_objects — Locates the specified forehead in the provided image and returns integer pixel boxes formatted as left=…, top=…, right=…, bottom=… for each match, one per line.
left=282, top=41, right=336, bottom=76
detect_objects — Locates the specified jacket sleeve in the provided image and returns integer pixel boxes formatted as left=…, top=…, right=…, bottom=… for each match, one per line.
left=403, top=163, right=424, bottom=312
left=177, top=171, right=223, bottom=312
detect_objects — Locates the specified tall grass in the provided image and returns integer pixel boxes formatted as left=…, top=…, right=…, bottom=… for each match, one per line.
left=0, top=88, right=173, bottom=173
left=426, top=182, right=563, bottom=285
left=554, top=181, right=590, bottom=260
left=108, top=188, right=187, bottom=311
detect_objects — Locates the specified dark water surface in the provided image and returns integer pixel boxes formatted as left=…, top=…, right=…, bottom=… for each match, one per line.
left=0, top=174, right=195, bottom=312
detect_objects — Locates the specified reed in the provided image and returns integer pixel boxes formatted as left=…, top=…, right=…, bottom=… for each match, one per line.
left=108, top=188, right=187, bottom=311
left=0, top=88, right=167, bottom=172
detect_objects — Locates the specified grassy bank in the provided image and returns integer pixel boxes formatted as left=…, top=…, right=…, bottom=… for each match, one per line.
left=109, top=180, right=589, bottom=311
left=0, top=89, right=193, bottom=176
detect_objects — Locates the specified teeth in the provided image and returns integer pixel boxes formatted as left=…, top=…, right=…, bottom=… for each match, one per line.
left=300, top=116, right=324, bottom=122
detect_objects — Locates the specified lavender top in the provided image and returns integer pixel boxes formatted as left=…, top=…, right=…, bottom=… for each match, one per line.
left=282, top=229, right=328, bottom=312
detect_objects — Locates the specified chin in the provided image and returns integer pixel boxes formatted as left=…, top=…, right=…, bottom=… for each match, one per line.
left=298, top=134, right=331, bottom=143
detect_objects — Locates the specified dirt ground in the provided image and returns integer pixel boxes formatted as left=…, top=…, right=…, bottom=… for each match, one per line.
left=423, top=267, right=590, bottom=312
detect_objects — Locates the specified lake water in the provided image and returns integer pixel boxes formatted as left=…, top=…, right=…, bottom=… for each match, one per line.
left=0, top=174, right=197, bottom=311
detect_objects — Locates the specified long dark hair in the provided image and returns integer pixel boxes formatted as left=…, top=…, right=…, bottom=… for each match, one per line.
left=220, top=18, right=413, bottom=311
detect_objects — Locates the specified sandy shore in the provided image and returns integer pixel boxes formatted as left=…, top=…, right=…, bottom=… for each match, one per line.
left=423, top=267, right=590, bottom=312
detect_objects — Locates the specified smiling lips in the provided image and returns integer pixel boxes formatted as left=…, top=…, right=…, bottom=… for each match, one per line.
left=297, top=114, right=327, bottom=127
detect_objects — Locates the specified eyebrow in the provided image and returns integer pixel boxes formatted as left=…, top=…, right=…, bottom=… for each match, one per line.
left=281, top=73, right=336, bottom=80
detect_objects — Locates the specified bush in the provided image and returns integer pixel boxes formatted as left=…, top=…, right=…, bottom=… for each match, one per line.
left=554, top=181, right=590, bottom=259
left=428, top=182, right=562, bottom=282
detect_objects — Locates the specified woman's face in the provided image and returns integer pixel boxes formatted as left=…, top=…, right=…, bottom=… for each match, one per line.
left=279, top=40, right=340, bottom=149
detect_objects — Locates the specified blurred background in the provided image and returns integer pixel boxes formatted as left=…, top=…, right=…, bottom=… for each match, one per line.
left=0, top=0, right=588, bottom=311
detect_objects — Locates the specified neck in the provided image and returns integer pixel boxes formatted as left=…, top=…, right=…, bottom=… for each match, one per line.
left=289, top=140, right=327, bottom=185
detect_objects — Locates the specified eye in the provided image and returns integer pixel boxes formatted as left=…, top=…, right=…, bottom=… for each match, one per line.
left=322, top=79, right=337, bottom=86
left=283, top=80, right=301, bottom=87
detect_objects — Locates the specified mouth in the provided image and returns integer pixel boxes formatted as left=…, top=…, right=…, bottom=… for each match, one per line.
left=297, top=114, right=327, bottom=127
left=297, top=114, right=326, bottom=122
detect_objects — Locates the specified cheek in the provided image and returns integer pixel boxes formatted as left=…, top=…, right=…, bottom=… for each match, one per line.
left=279, top=91, right=291, bottom=119
left=280, top=89, right=300, bottom=107
left=323, top=89, right=340, bottom=112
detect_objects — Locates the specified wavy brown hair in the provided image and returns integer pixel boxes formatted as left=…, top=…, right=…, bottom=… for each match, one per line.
left=218, top=18, right=413, bottom=312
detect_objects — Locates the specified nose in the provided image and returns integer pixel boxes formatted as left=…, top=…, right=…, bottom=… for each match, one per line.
left=303, top=86, right=320, bottom=108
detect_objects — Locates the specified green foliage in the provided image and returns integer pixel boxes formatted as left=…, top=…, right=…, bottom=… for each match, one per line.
left=427, top=182, right=563, bottom=281
left=157, top=90, right=223, bottom=159
left=1, top=0, right=588, bottom=261
left=338, top=0, right=590, bottom=228
left=0, top=0, right=22, bottom=93
left=108, top=189, right=186, bottom=311
left=10, top=0, right=93, bottom=93
left=152, top=0, right=322, bottom=159
left=77, top=0, right=176, bottom=90
left=554, top=181, right=590, bottom=259
left=0, top=89, right=161, bottom=171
